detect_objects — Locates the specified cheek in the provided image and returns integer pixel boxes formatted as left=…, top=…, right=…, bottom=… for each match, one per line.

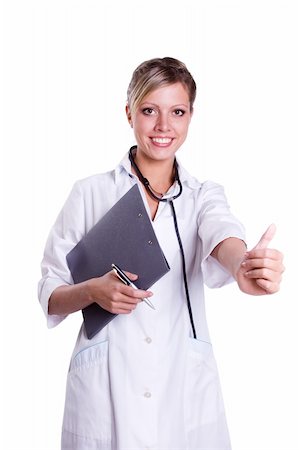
left=133, top=118, right=153, bottom=135
left=132, top=126, right=148, bottom=144
left=176, top=121, right=190, bottom=137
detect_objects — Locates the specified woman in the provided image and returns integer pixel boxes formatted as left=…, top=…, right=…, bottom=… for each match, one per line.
left=38, top=57, right=284, bottom=450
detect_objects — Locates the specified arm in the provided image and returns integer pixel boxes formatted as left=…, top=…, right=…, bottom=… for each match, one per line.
left=211, top=224, right=284, bottom=295
left=48, top=270, right=153, bottom=316
left=211, top=237, right=246, bottom=280
left=39, top=181, right=150, bottom=325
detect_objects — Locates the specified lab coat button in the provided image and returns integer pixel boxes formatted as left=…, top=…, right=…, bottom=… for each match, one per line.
left=144, top=391, right=151, bottom=398
left=145, top=337, right=152, bottom=344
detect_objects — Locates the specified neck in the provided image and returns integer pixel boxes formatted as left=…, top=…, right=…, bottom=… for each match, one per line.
left=131, top=147, right=176, bottom=193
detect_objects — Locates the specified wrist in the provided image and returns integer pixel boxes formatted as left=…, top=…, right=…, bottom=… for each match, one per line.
left=212, top=238, right=247, bottom=280
left=85, top=278, right=97, bottom=303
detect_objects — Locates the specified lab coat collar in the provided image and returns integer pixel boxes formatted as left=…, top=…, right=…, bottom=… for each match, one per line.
left=115, top=151, right=201, bottom=191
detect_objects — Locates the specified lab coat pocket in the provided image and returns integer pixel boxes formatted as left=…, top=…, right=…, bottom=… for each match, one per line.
left=62, top=340, right=112, bottom=442
left=186, top=338, right=225, bottom=427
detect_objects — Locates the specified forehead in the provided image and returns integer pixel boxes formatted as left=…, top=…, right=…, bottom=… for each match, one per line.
left=141, top=82, right=190, bottom=106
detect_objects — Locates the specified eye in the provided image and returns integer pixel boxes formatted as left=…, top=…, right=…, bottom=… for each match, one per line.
left=173, top=109, right=185, bottom=116
left=142, top=107, right=156, bottom=115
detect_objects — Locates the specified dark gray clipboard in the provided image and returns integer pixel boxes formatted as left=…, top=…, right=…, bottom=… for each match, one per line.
left=66, top=184, right=170, bottom=339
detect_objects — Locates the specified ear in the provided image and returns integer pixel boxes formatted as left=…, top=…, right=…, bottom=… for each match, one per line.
left=125, top=104, right=133, bottom=128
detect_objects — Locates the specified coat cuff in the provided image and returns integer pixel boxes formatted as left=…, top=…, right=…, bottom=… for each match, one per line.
left=38, top=277, right=68, bottom=328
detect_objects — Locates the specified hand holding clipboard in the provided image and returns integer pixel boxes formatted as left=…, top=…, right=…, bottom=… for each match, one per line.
left=112, top=263, right=155, bottom=310
left=66, top=184, right=170, bottom=339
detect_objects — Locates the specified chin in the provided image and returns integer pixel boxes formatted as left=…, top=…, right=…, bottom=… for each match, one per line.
left=136, top=140, right=180, bottom=161
left=150, top=141, right=180, bottom=156
left=149, top=149, right=177, bottom=162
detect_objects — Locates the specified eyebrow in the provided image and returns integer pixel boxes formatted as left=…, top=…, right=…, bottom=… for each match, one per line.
left=140, top=102, right=189, bottom=109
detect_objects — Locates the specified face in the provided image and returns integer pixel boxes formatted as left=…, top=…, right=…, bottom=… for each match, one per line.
left=126, top=82, right=193, bottom=163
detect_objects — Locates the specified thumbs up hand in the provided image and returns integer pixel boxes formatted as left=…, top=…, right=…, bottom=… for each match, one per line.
left=236, top=224, right=285, bottom=295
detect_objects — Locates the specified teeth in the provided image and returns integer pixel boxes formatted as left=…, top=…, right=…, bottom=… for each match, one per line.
left=152, top=138, right=172, bottom=144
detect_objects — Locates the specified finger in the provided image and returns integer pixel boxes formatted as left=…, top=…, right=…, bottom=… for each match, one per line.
left=241, top=256, right=283, bottom=272
left=111, top=269, right=138, bottom=282
left=245, top=248, right=283, bottom=262
left=109, top=303, right=138, bottom=314
left=244, top=268, right=282, bottom=283
left=111, top=271, right=152, bottom=298
left=253, top=223, right=276, bottom=250
left=109, top=290, right=142, bottom=310
left=123, top=271, right=138, bottom=281
left=124, top=285, right=153, bottom=300
left=255, top=279, right=280, bottom=294
left=114, top=284, right=153, bottom=303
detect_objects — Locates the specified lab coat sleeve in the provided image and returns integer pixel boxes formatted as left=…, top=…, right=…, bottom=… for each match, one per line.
left=197, top=181, right=246, bottom=288
left=38, top=181, right=87, bottom=328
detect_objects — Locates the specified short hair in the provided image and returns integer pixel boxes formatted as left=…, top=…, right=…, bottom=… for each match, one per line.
left=127, top=57, right=197, bottom=114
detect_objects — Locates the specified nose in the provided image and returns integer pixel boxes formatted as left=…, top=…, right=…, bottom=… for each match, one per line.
left=154, top=112, right=171, bottom=132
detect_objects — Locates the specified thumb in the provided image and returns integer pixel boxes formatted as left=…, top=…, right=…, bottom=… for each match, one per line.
left=253, top=223, right=276, bottom=250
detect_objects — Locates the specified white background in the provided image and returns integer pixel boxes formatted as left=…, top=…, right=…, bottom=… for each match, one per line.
left=0, top=0, right=298, bottom=449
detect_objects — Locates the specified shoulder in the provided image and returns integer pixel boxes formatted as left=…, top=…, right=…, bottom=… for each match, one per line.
left=74, top=170, right=116, bottom=192
left=198, top=180, right=226, bottom=197
left=179, top=168, right=226, bottom=201
left=73, top=154, right=131, bottom=195
left=59, top=170, right=117, bottom=225
left=177, top=160, right=225, bottom=197
left=195, top=181, right=232, bottom=215
left=67, top=169, right=124, bottom=206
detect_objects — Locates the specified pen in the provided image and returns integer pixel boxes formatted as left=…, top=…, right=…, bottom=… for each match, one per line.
left=111, top=263, right=155, bottom=310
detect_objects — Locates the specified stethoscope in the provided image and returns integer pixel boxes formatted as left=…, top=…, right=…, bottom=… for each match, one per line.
left=129, top=145, right=197, bottom=339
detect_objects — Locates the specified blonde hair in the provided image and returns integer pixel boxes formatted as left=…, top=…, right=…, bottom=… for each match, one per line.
left=127, top=57, right=196, bottom=115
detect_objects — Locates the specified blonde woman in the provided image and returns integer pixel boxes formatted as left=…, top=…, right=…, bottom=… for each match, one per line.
left=39, top=57, right=284, bottom=450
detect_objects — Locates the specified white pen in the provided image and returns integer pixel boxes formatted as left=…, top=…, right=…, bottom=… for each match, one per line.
left=112, top=263, right=155, bottom=310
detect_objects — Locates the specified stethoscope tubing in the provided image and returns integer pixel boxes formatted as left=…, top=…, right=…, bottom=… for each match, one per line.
left=128, top=146, right=197, bottom=339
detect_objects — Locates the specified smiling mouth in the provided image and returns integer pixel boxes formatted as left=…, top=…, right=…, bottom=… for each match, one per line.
left=151, top=137, right=173, bottom=144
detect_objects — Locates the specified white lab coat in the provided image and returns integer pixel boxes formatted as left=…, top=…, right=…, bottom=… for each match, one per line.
left=38, top=152, right=246, bottom=450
